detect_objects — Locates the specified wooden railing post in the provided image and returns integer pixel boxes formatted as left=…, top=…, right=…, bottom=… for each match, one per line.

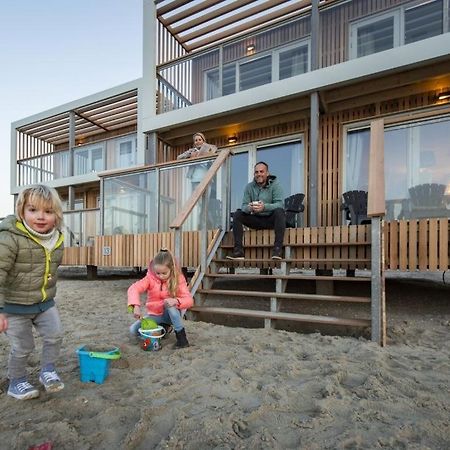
left=368, top=118, right=386, bottom=346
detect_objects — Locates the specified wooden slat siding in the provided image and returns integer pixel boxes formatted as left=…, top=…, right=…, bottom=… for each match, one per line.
left=332, top=226, right=341, bottom=268
left=399, top=220, right=408, bottom=271
left=408, top=220, right=418, bottom=271
left=263, top=229, right=271, bottom=268
left=389, top=220, right=399, bottom=270
left=303, top=227, right=312, bottom=269
left=62, top=220, right=449, bottom=270
left=439, top=219, right=449, bottom=270
left=429, top=219, right=438, bottom=271
left=61, top=246, right=94, bottom=266
left=418, top=220, right=428, bottom=271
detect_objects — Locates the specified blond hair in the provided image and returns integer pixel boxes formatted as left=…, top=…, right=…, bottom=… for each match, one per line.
left=16, top=184, right=63, bottom=229
left=152, top=248, right=180, bottom=297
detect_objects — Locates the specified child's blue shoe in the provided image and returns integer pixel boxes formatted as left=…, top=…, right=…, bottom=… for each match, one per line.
left=8, top=377, right=40, bottom=400
left=39, top=369, right=64, bottom=393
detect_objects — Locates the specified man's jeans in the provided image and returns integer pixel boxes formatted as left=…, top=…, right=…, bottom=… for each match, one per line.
left=6, top=306, right=62, bottom=380
left=129, top=306, right=184, bottom=336
left=232, top=208, right=286, bottom=249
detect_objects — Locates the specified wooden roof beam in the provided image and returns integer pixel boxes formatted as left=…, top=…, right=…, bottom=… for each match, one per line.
left=181, top=1, right=306, bottom=45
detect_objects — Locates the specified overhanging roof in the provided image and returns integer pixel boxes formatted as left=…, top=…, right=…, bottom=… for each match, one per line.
left=156, top=0, right=316, bottom=53
left=16, top=89, right=138, bottom=147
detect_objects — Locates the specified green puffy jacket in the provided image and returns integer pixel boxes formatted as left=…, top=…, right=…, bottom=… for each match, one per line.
left=240, top=175, right=285, bottom=216
left=0, top=215, right=64, bottom=309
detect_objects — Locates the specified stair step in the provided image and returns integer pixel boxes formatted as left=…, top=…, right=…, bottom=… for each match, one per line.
left=190, top=306, right=371, bottom=327
left=206, top=273, right=370, bottom=282
left=196, top=288, right=371, bottom=303
left=220, top=242, right=371, bottom=248
left=214, top=258, right=371, bottom=264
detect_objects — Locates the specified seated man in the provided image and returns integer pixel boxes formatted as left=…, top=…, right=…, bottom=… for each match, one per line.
left=227, top=161, right=286, bottom=260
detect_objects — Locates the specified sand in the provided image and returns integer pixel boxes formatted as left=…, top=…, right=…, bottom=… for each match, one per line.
left=0, top=270, right=449, bottom=450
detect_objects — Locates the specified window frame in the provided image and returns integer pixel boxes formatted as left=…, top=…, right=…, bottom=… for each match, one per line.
left=204, top=38, right=310, bottom=100
left=349, top=0, right=447, bottom=59
left=73, top=143, right=105, bottom=175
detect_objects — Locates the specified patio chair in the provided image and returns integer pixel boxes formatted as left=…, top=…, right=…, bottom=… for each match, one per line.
left=341, top=190, right=370, bottom=225
left=409, top=183, right=448, bottom=219
left=284, top=193, right=305, bottom=228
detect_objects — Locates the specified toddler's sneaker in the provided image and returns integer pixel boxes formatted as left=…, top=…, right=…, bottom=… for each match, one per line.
left=39, top=369, right=64, bottom=393
left=8, top=377, right=40, bottom=400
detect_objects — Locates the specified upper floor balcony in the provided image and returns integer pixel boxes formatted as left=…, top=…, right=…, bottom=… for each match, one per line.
left=155, top=0, right=450, bottom=114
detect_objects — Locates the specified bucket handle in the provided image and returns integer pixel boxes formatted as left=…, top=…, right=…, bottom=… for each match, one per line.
left=138, top=327, right=166, bottom=339
left=88, top=349, right=121, bottom=360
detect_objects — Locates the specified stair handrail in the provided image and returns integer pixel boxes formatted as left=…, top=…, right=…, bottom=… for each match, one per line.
left=169, top=148, right=232, bottom=292
left=169, top=147, right=232, bottom=230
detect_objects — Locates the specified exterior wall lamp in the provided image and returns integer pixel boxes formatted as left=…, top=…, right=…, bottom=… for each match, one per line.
left=437, top=90, right=450, bottom=100
left=228, top=136, right=237, bottom=144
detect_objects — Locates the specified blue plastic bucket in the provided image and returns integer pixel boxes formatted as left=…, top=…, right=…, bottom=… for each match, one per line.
left=76, top=345, right=121, bottom=384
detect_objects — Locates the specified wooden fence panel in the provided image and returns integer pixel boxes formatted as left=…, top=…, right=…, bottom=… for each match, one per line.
left=63, top=220, right=449, bottom=272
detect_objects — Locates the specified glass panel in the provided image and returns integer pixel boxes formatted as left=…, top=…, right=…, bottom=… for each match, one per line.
left=357, top=16, right=394, bottom=57
left=159, top=160, right=217, bottom=231
left=116, top=138, right=136, bottom=168
left=206, top=69, right=219, bottom=100
left=345, top=129, right=370, bottom=192
left=103, top=171, right=157, bottom=235
left=405, top=0, right=443, bottom=44
left=345, top=118, right=450, bottom=221
left=256, top=141, right=304, bottom=198
left=63, top=209, right=99, bottom=246
left=279, top=45, right=308, bottom=79
left=222, top=63, right=236, bottom=96
left=230, top=152, right=249, bottom=212
left=239, top=55, right=272, bottom=91
left=91, top=148, right=103, bottom=172
left=74, top=150, right=89, bottom=175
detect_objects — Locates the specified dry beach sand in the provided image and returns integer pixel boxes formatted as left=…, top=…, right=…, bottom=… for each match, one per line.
left=0, top=269, right=449, bottom=450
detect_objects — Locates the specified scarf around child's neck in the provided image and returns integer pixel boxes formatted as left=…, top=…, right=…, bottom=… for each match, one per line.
left=23, top=220, right=60, bottom=251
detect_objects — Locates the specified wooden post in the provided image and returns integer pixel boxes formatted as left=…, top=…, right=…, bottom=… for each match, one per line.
left=368, top=119, right=386, bottom=346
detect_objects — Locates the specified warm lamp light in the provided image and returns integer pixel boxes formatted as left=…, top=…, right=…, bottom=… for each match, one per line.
left=246, top=44, right=255, bottom=54
left=228, top=135, right=237, bottom=144
left=437, top=90, right=450, bottom=100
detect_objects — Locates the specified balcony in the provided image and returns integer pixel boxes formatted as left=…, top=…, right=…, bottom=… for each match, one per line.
left=155, top=0, right=450, bottom=113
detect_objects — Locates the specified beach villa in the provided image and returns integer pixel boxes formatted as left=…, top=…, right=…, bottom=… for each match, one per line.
left=9, top=0, right=450, bottom=344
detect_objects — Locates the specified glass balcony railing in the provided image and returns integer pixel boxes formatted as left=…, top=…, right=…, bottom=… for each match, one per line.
left=16, top=133, right=137, bottom=187
left=156, top=0, right=449, bottom=113
left=63, top=208, right=100, bottom=247
left=102, top=158, right=225, bottom=235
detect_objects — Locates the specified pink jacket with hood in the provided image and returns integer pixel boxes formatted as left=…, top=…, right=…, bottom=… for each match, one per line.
left=127, top=262, right=193, bottom=316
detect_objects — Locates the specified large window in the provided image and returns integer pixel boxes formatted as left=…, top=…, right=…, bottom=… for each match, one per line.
left=74, top=144, right=104, bottom=175
left=344, top=115, right=450, bottom=220
left=350, top=0, right=445, bottom=59
left=205, top=41, right=310, bottom=100
left=115, top=135, right=137, bottom=169
left=230, top=139, right=304, bottom=214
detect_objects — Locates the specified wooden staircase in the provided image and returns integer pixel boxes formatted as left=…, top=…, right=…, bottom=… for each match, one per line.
left=190, top=228, right=375, bottom=337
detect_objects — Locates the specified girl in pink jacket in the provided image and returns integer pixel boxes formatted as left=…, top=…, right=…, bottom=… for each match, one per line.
left=127, top=249, right=193, bottom=348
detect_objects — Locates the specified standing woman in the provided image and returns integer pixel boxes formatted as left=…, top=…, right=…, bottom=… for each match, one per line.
left=177, top=133, right=218, bottom=229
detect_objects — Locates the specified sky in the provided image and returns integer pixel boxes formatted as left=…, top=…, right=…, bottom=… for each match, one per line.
left=0, top=0, right=143, bottom=217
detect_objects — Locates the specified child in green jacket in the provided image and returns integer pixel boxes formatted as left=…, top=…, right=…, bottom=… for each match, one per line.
left=0, top=184, right=65, bottom=400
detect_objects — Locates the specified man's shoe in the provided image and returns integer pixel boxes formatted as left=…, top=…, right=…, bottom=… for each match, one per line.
left=271, top=247, right=283, bottom=260
left=7, top=377, right=40, bottom=400
left=39, top=370, right=64, bottom=393
left=226, top=248, right=244, bottom=260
